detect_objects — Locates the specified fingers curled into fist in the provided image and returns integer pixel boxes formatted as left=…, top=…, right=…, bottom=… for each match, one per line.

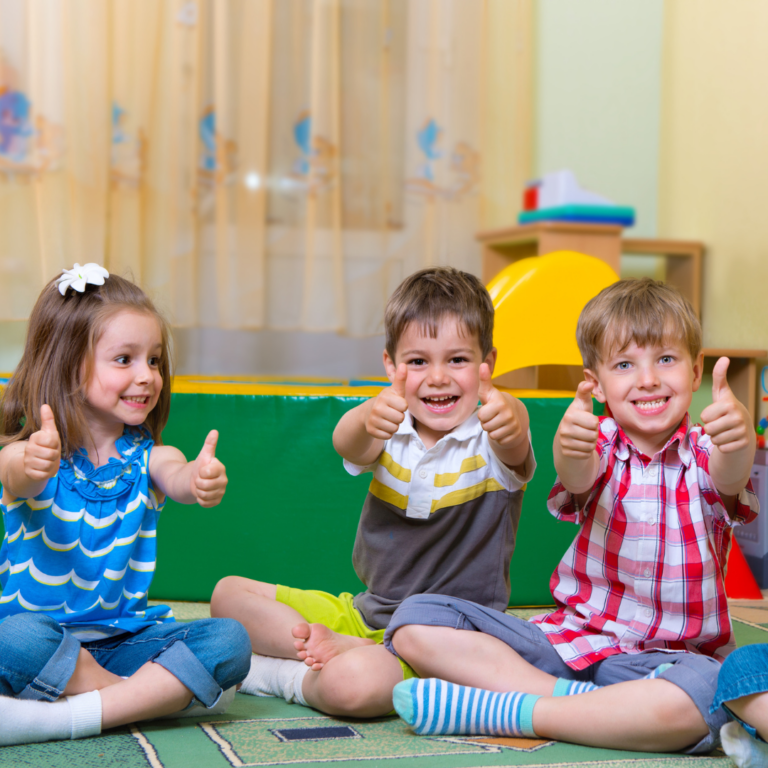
left=558, top=381, right=600, bottom=459
left=192, top=430, right=228, bottom=507
left=476, top=363, right=523, bottom=446
left=24, top=404, right=61, bottom=482
left=365, top=363, right=408, bottom=440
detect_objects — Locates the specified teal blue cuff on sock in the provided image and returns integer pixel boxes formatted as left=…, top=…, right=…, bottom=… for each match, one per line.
left=552, top=678, right=570, bottom=697
left=518, top=694, right=541, bottom=738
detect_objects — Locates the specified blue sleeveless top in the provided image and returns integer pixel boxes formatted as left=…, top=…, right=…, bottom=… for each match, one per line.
left=0, top=427, right=174, bottom=639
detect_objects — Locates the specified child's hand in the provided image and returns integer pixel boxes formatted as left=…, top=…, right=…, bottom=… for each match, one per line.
left=557, top=381, right=600, bottom=459
left=365, top=363, right=408, bottom=439
left=24, top=404, right=61, bottom=482
left=701, top=358, right=751, bottom=453
left=477, top=364, right=523, bottom=446
left=191, top=430, right=228, bottom=507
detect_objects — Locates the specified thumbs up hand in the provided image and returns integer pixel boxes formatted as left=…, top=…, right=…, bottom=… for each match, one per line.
left=25, top=404, right=61, bottom=482
left=191, top=430, right=228, bottom=507
left=557, top=381, right=600, bottom=459
left=701, top=357, right=751, bottom=453
left=365, top=363, right=409, bottom=440
left=477, top=363, right=524, bottom=447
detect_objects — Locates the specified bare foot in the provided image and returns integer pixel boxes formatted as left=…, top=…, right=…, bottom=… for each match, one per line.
left=292, top=623, right=376, bottom=670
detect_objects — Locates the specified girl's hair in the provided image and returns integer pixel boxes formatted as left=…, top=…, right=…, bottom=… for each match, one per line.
left=0, top=272, right=173, bottom=458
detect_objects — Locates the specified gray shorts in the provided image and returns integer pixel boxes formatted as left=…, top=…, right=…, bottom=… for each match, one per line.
left=383, top=594, right=726, bottom=754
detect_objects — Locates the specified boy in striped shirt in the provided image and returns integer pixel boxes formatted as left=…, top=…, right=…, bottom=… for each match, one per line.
left=386, top=278, right=758, bottom=754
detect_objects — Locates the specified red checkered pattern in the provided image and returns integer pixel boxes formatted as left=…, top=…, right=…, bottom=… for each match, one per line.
left=532, top=415, right=759, bottom=670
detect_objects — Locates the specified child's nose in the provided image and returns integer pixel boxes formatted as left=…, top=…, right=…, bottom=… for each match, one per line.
left=638, top=365, right=660, bottom=387
left=426, top=364, right=449, bottom=385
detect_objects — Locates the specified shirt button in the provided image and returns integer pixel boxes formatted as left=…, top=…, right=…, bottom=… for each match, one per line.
left=644, top=568, right=651, bottom=577
left=648, top=465, right=658, bottom=477
left=645, top=607, right=653, bottom=617
left=647, top=517, right=655, bottom=525
left=622, top=641, right=635, bottom=650
left=419, top=469, right=428, bottom=479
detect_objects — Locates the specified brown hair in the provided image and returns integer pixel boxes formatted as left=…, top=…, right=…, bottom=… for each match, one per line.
left=384, top=267, right=494, bottom=359
left=0, top=272, right=173, bottom=458
left=577, top=277, right=702, bottom=371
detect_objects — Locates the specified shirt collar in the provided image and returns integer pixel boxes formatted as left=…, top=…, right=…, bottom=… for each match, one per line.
left=602, top=412, right=694, bottom=466
left=397, top=408, right=481, bottom=443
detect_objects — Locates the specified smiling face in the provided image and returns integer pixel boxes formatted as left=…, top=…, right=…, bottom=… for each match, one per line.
left=83, top=309, right=164, bottom=440
left=585, top=339, right=703, bottom=457
left=383, top=316, right=496, bottom=447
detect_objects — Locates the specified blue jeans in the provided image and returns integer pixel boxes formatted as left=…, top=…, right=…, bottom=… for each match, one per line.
left=712, top=644, right=768, bottom=741
left=0, top=613, right=252, bottom=708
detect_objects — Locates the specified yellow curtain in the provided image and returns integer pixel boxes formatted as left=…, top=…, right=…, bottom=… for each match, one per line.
left=0, top=0, right=531, bottom=336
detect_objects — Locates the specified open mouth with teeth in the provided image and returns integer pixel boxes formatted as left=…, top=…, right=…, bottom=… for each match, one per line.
left=121, top=396, right=150, bottom=407
left=632, top=397, right=669, bottom=413
left=422, top=395, right=459, bottom=413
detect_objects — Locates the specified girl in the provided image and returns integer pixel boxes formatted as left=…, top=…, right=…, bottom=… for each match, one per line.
left=0, top=264, right=251, bottom=747
left=712, top=646, right=768, bottom=767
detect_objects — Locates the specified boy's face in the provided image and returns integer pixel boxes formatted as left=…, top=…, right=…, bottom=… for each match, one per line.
left=384, top=316, right=496, bottom=445
left=584, top=339, right=704, bottom=457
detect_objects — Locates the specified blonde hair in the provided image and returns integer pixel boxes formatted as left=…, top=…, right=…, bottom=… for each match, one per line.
left=577, top=278, right=701, bottom=371
left=0, top=273, right=173, bottom=458
left=384, top=267, right=494, bottom=359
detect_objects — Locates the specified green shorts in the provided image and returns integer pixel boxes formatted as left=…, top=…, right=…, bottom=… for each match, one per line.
left=276, top=585, right=416, bottom=680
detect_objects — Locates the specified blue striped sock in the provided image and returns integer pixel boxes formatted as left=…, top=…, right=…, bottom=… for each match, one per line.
left=392, top=678, right=540, bottom=737
left=552, top=678, right=601, bottom=696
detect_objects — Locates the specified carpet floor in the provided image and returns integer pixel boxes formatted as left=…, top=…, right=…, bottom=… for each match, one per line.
left=3, top=600, right=765, bottom=767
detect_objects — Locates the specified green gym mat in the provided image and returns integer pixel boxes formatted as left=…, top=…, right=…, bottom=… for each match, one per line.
left=0, top=601, right=758, bottom=767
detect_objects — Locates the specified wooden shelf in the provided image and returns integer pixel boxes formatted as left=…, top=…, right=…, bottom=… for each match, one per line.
left=477, top=223, right=704, bottom=316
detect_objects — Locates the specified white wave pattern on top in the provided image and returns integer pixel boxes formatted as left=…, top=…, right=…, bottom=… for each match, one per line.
left=4, top=523, right=157, bottom=558
left=50, top=491, right=151, bottom=526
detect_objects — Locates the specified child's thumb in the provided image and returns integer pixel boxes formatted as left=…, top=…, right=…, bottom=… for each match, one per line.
left=40, top=404, right=58, bottom=435
left=391, top=363, right=408, bottom=398
left=711, top=357, right=731, bottom=402
left=573, top=381, right=595, bottom=413
left=198, top=430, right=219, bottom=464
left=478, top=363, right=493, bottom=404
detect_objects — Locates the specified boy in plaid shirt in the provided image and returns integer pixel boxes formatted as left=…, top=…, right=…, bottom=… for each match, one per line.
left=383, top=278, right=758, bottom=754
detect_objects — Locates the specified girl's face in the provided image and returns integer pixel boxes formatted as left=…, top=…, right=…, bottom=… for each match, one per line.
left=83, top=309, right=163, bottom=435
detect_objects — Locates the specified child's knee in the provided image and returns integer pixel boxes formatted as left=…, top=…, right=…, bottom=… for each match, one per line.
left=204, top=618, right=253, bottom=689
left=210, top=576, right=275, bottom=616
left=0, top=614, right=77, bottom=699
left=390, top=624, right=433, bottom=661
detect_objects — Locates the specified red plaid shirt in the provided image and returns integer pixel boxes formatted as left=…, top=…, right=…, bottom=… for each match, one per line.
left=532, top=415, right=759, bottom=670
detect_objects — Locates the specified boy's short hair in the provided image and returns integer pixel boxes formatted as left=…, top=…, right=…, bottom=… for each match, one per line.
left=577, top=277, right=702, bottom=370
left=385, top=267, right=494, bottom=359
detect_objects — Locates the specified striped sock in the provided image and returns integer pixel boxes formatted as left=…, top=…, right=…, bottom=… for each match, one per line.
left=392, top=678, right=540, bottom=737
left=552, top=677, right=601, bottom=696
left=645, top=662, right=674, bottom=680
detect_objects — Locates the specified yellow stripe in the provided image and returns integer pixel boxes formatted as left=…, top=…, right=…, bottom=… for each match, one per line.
left=430, top=478, right=505, bottom=514
left=369, top=478, right=408, bottom=510
left=434, top=455, right=487, bottom=487
left=379, top=452, right=411, bottom=482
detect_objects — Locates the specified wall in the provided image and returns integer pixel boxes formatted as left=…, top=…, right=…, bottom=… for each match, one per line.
left=535, top=0, right=664, bottom=239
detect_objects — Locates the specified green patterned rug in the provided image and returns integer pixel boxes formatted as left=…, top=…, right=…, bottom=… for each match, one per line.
left=2, top=601, right=764, bottom=767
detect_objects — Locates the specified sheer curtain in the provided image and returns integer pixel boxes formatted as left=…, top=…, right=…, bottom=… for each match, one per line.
left=0, top=0, right=531, bottom=339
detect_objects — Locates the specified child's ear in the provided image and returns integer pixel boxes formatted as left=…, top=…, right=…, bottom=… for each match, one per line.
left=583, top=368, right=606, bottom=403
left=383, top=350, right=397, bottom=383
left=484, top=347, right=498, bottom=376
left=691, top=351, right=705, bottom=392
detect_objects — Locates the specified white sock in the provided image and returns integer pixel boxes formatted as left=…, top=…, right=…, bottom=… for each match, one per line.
left=239, top=654, right=309, bottom=705
left=0, top=690, right=102, bottom=746
left=721, top=720, right=768, bottom=768
left=159, top=686, right=237, bottom=719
